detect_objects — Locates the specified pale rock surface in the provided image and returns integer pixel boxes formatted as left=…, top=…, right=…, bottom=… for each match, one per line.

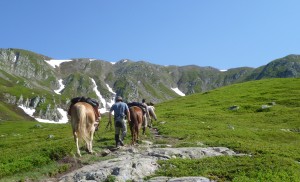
left=58, top=141, right=243, bottom=182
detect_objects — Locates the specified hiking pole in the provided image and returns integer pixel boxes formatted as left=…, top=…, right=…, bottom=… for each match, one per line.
left=94, top=128, right=101, bottom=140
left=106, top=121, right=112, bottom=131
left=94, top=122, right=101, bottom=140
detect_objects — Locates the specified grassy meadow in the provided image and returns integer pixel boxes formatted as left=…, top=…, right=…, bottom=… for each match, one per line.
left=153, top=78, right=300, bottom=181
left=0, top=119, right=117, bottom=181
left=0, top=78, right=299, bottom=181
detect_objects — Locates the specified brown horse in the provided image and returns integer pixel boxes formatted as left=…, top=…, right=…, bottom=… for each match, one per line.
left=128, top=106, right=143, bottom=145
left=70, top=102, right=97, bottom=156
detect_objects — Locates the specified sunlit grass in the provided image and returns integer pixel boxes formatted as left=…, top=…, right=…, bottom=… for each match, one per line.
left=153, top=78, right=300, bottom=181
left=0, top=119, right=116, bottom=181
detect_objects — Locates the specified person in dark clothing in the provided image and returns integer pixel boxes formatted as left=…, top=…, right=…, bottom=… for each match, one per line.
left=108, top=96, right=131, bottom=147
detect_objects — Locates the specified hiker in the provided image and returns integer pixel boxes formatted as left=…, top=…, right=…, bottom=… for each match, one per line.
left=108, top=96, right=131, bottom=147
left=141, top=98, right=151, bottom=133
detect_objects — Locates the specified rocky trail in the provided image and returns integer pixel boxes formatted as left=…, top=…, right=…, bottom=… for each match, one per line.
left=48, top=127, right=243, bottom=182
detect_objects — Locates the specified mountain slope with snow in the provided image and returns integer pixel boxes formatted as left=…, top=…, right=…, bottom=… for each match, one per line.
left=1, top=48, right=300, bottom=123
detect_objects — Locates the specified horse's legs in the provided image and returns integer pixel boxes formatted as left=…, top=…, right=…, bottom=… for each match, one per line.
left=148, top=118, right=152, bottom=128
left=142, top=115, right=147, bottom=135
left=85, top=123, right=95, bottom=154
left=86, top=140, right=93, bottom=154
left=89, top=128, right=95, bottom=154
left=73, top=132, right=81, bottom=157
left=133, top=130, right=137, bottom=145
left=130, top=126, right=135, bottom=145
left=136, top=125, right=140, bottom=144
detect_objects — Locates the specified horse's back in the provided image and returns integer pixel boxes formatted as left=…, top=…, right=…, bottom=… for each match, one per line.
left=129, top=106, right=143, bottom=124
left=130, top=106, right=143, bottom=116
left=70, top=102, right=96, bottom=127
left=74, top=102, right=95, bottom=116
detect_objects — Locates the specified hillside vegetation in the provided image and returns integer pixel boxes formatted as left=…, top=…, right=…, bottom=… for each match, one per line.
left=154, top=78, right=300, bottom=181
left=1, top=48, right=300, bottom=122
left=0, top=78, right=299, bottom=181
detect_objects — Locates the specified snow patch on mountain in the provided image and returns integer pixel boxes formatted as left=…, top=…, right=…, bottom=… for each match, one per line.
left=106, top=84, right=116, bottom=108
left=90, top=78, right=108, bottom=113
left=171, top=87, right=185, bottom=96
left=18, top=105, right=35, bottom=117
left=45, top=59, right=73, bottom=68
left=35, top=108, right=68, bottom=124
left=54, top=79, right=65, bottom=95
left=18, top=105, right=68, bottom=124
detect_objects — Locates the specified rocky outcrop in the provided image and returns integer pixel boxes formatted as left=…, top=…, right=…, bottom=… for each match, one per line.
left=37, top=104, right=63, bottom=122
left=59, top=141, right=245, bottom=182
left=0, top=49, right=55, bottom=81
left=2, top=93, right=17, bottom=104
left=2, top=93, right=63, bottom=122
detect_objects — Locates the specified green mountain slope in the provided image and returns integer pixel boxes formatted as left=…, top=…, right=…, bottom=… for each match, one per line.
left=1, top=48, right=300, bottom=122
left=154, top=78, right=300, bottom=181
left=247, top=54, right=300, bottom=79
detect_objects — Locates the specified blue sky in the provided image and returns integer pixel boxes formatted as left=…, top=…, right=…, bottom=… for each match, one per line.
left=1, top=1, right=300, bottom=70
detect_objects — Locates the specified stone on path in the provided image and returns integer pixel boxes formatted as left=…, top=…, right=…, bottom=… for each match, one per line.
left=58, top=141, right=243, bottom=182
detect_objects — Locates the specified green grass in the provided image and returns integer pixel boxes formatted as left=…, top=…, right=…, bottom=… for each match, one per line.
left=1, top=78, right=300, bottom=181
left=0, top=114, right=127, bottom=181
left=0, top=102, right=31, bottom=121
left=155, top=155, right=300, bottom=182
left=153, top=78, right=300, bottom=181
left=0, top=121, right=73, bottom=179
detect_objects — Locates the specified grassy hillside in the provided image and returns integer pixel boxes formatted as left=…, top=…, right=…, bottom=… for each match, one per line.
left=0, top=121, right=70, bottom=180
left=0, top=102, right=34, bottom=121
left=0, top=78, right=299, bottom=181
left=153, top=78, right=300, bottom=181
left=0, top=117, right=118, bottom=181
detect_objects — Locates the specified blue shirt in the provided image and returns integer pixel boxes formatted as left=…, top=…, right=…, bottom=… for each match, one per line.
left=110, top=102, right=129, bottom=119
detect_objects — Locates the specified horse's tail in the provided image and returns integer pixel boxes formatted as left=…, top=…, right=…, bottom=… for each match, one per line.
left=129, top=107, right=138, bottom=132
left=134, top=112, right=140, bottom=135
left=137, top=109, right=143, bottom=128
left=135, top=107, right=143, bottom=130
left=77, top=104, right=89, bottom=142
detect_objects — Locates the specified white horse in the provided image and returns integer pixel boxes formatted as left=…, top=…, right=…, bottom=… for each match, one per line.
left=147, top=105, right=157, bottom=127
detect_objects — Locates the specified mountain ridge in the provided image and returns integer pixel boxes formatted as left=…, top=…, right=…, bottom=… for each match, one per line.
left=1, top=48, right=300, bottom=122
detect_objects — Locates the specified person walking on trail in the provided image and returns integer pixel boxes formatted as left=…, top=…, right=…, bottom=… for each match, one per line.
left=141, top=98, right=151, bottom=134
left=108, top=96, right=130, bottom=147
